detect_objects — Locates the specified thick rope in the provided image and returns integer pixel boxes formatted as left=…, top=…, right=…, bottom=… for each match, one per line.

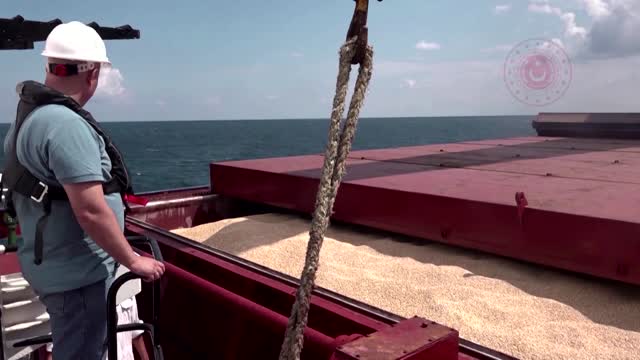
left=278, top=37, right=373, bottom=360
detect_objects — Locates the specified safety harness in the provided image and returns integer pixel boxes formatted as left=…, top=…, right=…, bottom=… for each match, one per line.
left=1, top=80, right=136, bottom=265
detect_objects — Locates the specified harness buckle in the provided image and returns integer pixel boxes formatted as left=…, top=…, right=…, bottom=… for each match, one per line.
left=30, top=181, right=48, bottom=203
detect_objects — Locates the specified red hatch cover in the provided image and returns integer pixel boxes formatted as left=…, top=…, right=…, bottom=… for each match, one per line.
left=330, top=317, right=459, bottom=360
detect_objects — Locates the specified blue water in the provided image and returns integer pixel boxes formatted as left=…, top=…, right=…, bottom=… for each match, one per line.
left=0, top=116, right=536, bottom=192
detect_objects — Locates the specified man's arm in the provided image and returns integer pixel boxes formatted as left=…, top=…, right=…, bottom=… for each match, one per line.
left=63, top=181, right=165, bottom=282
left=63, top=181, right=137, bottom=267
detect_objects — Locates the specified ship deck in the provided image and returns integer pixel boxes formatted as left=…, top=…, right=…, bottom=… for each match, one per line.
left=209, top=136, right=640, bottom=285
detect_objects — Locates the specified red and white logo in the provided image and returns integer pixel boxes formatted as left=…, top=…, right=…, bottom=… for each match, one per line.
left=504, top=38, right=572, bottom=106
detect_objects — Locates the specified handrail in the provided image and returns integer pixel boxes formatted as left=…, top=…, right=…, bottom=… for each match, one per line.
left=106, top=235, right=164, bottom=360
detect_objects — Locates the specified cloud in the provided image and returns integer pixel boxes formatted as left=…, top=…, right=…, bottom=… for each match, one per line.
left=528, top=0, right=640, bottom=59
left=583, top=1, right=640, bottom=58
left=415, top=41, right=441, bottom=51
left=265, top=95, right=279, bottom=100
left=95, top=67, right=126, bottom=97
left=527, top=1, right=587, bottom=39
left=291, top=52, right=304, bottom=58
left=404, top=79, right=417, bottom=88
left=580, top=0, right=611, bottom=18
left=494, top=4, right=512, bottom=14
left=551, top=38, right=564, bottom=47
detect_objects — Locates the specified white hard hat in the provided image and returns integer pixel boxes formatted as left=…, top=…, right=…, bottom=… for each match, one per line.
left=41, top=21, right=110, bottom=64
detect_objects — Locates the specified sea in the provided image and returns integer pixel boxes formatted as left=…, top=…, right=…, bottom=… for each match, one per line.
left=0, top=116, right=536, bottom=192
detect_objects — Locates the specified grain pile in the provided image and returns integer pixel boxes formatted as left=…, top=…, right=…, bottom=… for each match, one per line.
left=171, top=213, right=640, bottom=360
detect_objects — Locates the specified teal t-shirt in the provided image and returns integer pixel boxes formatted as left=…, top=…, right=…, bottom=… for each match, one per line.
left=3, top=104, right=123, bottom=295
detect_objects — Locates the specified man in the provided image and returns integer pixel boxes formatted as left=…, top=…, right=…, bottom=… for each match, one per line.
left=1, top=21, right=164, bottom=360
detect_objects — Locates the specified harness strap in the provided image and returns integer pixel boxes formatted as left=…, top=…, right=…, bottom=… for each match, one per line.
left=33, top=197, right=51, bottom=265
left=12, top=177, right=125, bottom=265
left=8, top=170, right=126, bottom=264
left=10, top=171, right=66, bottom=202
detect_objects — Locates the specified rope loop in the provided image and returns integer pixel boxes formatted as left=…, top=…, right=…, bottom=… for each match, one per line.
left=278, top=36, right=374, bottom=360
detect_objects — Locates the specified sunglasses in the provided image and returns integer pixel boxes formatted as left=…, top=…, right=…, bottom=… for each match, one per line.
left=46, top=62, right=97, bottom=77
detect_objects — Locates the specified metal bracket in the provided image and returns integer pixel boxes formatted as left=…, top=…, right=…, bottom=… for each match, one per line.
left=346, top=0, right=382, bottom=65
left=0, top=15, right=140, bottom=50
left=515, top=192, right=528, bottom=225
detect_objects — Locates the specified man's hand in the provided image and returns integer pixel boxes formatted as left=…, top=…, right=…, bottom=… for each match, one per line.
left=129, top=256, right=165, bottom=282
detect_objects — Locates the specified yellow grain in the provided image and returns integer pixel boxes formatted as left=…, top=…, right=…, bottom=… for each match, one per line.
left=171, top=213, right=640, bottom=360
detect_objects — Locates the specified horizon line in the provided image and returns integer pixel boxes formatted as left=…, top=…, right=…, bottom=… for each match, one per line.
left=0, top=114, right=539, bottom=124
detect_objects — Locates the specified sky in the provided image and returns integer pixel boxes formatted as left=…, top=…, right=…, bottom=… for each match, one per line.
left=1, top=0, right=639, bottom=122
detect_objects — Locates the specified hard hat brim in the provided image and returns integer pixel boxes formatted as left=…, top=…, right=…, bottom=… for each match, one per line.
left=41, top=50, right=111, bottom=65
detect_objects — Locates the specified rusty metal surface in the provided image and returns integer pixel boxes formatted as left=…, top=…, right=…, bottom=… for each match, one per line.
left=209, top=137, right=640, bottom=285
left=333, top=317, right=458, bottom=360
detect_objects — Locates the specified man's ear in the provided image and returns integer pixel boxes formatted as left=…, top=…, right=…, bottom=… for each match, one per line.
left=86, top=67, right=100, bottom=85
